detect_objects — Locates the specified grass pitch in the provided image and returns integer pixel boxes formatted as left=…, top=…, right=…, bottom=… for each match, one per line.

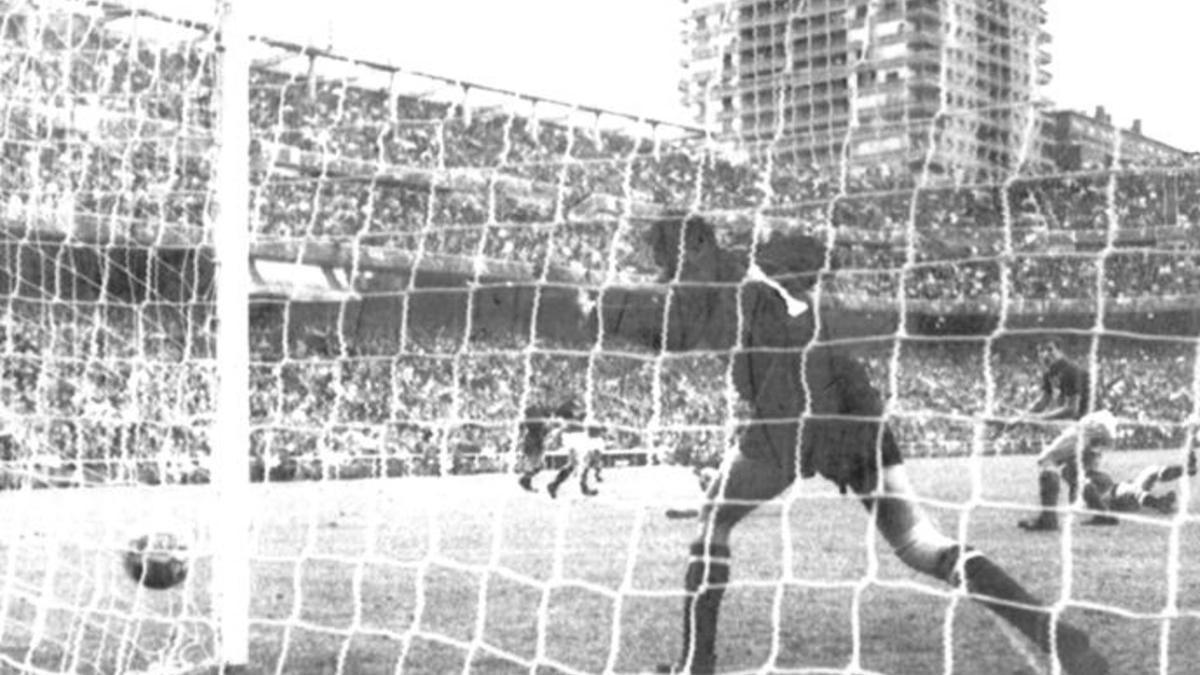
left=1, top=450, right=1198, bottom=674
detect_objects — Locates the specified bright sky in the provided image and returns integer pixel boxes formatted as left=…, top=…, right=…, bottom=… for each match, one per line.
left=1043, top=1, right=1200, bottom=152
left=167, top=0, right=1200, bottom=151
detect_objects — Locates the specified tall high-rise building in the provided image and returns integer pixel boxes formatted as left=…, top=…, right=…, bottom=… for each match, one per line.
left=679, top=1, right=739, bottom=131
left=680, top=0, right=1053, bottom=180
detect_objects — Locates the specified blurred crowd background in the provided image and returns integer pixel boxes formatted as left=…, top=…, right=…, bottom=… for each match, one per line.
left=1, top=28, right=1196, bottom=487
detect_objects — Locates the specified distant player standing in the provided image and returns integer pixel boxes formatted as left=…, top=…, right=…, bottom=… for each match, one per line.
left=546, top=422, right=605, bottom=499
left=516, top=402, right=574, bottom=492
left=517, top=399, right=604, bottom=497
left=595, top=216, right=1108, bottom=674
left=1016, top=341, right=1105, bottom=531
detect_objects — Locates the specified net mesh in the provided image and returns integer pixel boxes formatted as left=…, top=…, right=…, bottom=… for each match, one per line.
left=0, top=1, right=220, bottom=673
left=0, top=0, right=1197, bottom=674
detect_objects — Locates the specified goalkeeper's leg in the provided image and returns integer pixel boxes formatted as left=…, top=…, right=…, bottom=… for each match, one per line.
left=874, top=464, right=1109, bottom=675
left=656, top=454, right=790, bottom=674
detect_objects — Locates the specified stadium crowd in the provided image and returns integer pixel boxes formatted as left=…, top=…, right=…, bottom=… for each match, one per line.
left=5, top=35, right=1199, bottom=303
left=241, top=77, right=1200, bottom=304
left=0, top=24, right=1198, bottom=485
left=2, top=299, right=1194, bottom=486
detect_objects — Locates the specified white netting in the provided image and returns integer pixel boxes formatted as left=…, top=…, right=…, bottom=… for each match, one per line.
left=0, top=1, right=221, bottom=673
left=1, top=0, right=1198, bottom=674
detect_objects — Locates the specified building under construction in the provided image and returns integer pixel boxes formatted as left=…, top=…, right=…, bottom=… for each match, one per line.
left=680, top=0, right=1053, bottom=180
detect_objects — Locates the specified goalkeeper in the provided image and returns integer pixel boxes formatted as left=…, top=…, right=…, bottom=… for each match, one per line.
left=594, top=216, right=1108, bottom=675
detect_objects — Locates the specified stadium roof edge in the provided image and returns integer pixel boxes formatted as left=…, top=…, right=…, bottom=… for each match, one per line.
left=88, top=1, right=709, bottom=140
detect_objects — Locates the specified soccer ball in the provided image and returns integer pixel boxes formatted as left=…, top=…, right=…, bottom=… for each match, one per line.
left=122, top=531, right=189, bottom=590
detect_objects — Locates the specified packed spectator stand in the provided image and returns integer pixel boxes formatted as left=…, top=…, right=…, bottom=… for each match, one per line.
left=0, top=8, right=1197, bottom=485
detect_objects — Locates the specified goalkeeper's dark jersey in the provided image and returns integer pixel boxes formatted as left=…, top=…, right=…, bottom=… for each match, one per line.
left=608, top=228, right=903, bottom=494
left=728, top=281, right=901, bottom=493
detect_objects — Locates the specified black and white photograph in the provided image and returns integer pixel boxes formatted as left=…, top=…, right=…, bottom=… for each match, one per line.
left=0, top=1, right=1196, bottom=673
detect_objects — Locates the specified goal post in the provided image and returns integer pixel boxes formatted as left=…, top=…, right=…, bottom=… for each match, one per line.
left=211, top=0, right=251, bottom=671
left=0, top=1, right=253, bottom=672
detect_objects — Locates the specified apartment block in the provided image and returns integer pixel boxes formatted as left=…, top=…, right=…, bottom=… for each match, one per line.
left=1039, top=106, right=1189, bottom=171
left=681, top=0, right=1052, bottom=180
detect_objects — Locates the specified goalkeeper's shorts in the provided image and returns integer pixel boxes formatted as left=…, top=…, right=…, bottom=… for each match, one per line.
left=738, top=350, right=903, bottom=495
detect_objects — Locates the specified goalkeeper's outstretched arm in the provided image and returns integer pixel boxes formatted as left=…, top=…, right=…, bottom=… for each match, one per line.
left=584, top=217, right=742, bottom=353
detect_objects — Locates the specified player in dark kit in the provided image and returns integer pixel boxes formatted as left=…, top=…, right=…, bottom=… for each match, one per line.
left=516, top=402, right=570, bottom=492
left=1017, top=341, right=1103, bottom=531
left=516, top=405, right=553, bottom=492
left=595, top=216, right=1108, bottom=674
left=1029, top=341, right=1092, bottom=421
left=517, top=399, right=600, bottom=496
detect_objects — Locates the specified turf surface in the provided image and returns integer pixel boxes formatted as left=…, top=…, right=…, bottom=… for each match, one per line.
left=1, top=450, right=1197, bottom=674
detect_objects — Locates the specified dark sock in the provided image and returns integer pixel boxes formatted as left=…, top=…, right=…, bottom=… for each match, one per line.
left=548, top=466, right=572, bottom=494
left=940, top=549, right=1106, bottom=674
left=1081, top=482, right=1105, bottom=511
left=1037, top=469, right=1061, bottom=524
left=680, top=542, right=730, bottom=670
left=1142, top=492, right=1175, bottom=513
left=1159, top=464, right=1183, bottom=483
left=579, top=472, right=596, bottom=495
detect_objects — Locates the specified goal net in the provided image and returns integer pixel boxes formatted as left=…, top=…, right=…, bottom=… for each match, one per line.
left=0, top=0, right=1197, bottom=674
left=0, top=0, right=239, bottom=673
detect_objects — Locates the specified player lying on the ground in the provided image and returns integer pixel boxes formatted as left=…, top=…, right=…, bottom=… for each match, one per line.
left=594, top=216, right=1109, bottom=674
left=516, top=400, right=582, bottom=492
left=1015, top=340, right=1102, bottom=532
left=1019, top=409, right=1119, bottom=530
left=546, top=423, right=606, bottom=499
left=1079, top=461, right=1187, bottom=524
